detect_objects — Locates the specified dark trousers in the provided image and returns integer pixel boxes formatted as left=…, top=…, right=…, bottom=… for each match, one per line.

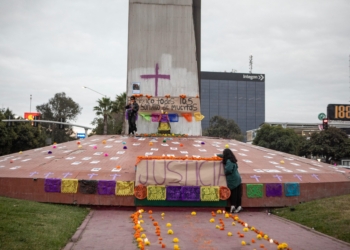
left=229, top=184, right=242, bottom=207
left=128, top=115, right=137, bottom=134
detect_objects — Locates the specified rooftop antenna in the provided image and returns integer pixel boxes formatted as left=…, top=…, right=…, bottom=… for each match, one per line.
left=30, top=94, right=32, bottom=112
left=249, top=55, right=253, bottom=74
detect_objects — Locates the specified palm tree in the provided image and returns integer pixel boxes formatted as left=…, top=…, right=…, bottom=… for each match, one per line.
left=112, top=92, right=127, bottom=134
left=93, top=97, right=113, bottom=135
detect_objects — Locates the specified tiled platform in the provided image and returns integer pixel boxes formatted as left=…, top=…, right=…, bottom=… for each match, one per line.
left=0, top=135, right=349, bottom=207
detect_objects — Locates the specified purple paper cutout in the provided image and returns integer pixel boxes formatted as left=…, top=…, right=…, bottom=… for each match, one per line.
left=140, top=63, right=170, bottom=96
left=98, top=180, right=116, bottom=195
left=45, top=178, right=61, bottom=192
left=166, top=186, right=182, bottom=201
left=266, top=183, right=282, bottom=197
left=181, top=186, right=201, bottom=201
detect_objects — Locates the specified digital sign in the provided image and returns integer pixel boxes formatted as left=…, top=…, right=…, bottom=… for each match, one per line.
left=327, top=104, right=350, bottom=120
left=24, top=112, right=41, bottom=120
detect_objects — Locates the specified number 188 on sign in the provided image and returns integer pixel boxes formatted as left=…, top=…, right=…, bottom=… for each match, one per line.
left=327, top=104, right=350, bottom=120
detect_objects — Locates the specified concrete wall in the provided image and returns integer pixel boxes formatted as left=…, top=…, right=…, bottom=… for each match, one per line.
left=126, top=0, right=201, bottom=135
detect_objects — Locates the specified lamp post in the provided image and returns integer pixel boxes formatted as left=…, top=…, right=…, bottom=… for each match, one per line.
left=82, top=86, right=107, bottom=98
left=83, top=86, right=110, bottom=135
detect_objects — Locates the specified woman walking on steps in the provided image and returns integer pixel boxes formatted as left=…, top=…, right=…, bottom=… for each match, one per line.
left=217, top=148, right=242, bottom=213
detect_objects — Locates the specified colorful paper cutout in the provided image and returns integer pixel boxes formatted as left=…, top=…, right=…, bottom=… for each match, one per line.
left=247, top=184, right=263, bottom=198
left=266, top=183, right=282, bottom=197
left=116, top=181, right=135, bottom=196
left=147, top=185, right=166, bottom=200
left=78, top=180, right=98, bottom=194
left=181, top=113, right=192, bottom=122
left=98, top=180, right=116, bottom=195
left=61, top=179, right=78, bottom=193
left=44, top=178, right=61, bottom=193
left=285, top=182, right=300, bottom=197
left=200, top=186, right=219, bottom=201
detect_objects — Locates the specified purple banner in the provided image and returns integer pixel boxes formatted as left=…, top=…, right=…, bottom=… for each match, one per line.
left=266, top=183, right=282, bottom=197
left=44, top=178, right=61, bottom=193
left=98, top=180, right=116, bottom=195
left=181, top=186, right=201, bottom=201
left=166, top=186, right=182, bottom=201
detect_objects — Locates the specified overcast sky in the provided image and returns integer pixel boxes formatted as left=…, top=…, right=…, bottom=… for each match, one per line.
left=1, top=0, right=349, bottom=133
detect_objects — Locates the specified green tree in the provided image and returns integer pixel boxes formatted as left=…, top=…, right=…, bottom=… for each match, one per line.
left=112, top=92, right=127, bottom=134
left=307, top=127, right=350, bottom=163
left=0, top=108, right=46, bottom=156
left=203, top=116, right=244, bottom=141
left=36, top=92, right=82, bottom=143
left=0, top=108, right=17, bottom=155
left=91, top=92, right=126, bottom=135
left=253, top=124, right=300, bottom=155
left=93, top=97, right=114, bottom=135
left=11, top=123, right=46, bottom=153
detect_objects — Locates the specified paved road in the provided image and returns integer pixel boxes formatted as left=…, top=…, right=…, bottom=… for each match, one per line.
left=64, top=209, right=350, bottom=250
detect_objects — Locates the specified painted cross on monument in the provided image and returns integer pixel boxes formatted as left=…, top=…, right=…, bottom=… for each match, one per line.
left=141, top=63, right=170, bottom=96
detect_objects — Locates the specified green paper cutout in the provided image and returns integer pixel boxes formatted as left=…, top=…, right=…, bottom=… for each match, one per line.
left=247, top=184, right=263, bottom=198
left=139, top=113, right=151, bottom=121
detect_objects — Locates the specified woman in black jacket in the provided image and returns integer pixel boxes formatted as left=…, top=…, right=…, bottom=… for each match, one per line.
left=125, top=96, right=139, bottom=136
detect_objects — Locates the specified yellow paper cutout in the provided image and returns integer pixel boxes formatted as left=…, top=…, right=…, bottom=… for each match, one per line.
left=200, top=186, right=220, bottom=201
left=116, top=181, right=135, bottom=196
left=61, top=179, right=78, bottom=194
left=147, top=185, right=166, bottom=200
left=194, top=112, right=205, bottom=121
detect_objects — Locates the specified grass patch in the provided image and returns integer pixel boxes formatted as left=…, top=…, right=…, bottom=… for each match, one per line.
left=0, top=196, right=90, bottom=250
left=272, top=194, right=350, bottom=243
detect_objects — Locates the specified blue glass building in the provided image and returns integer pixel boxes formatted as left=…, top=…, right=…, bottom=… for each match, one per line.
left=200, top=72, right=265, bottom=136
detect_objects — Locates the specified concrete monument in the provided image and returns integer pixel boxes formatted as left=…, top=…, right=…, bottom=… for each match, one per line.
left=126, top=0, right=202, bottom=135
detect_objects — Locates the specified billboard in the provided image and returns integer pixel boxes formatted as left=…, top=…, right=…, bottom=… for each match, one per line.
left=24, top=112, right=41, bottom=120
left=327, top=104, right=350, bottom=121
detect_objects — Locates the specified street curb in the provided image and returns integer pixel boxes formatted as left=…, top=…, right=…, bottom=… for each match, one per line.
left=270, top=213, right=350, bottom=248
left=63, top=210, right=95, bottom=250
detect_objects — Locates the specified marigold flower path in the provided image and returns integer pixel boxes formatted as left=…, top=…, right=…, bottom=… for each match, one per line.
left=130, top=210, right=290, bottom=250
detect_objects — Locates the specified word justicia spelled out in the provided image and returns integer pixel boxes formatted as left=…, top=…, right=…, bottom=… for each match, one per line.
left=136, top=160, right=227, bottom=186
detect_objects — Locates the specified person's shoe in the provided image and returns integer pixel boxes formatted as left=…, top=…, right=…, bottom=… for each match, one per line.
left=234, top=206, right=242, bottom=213
left=230, top=206, right=235, bottom=213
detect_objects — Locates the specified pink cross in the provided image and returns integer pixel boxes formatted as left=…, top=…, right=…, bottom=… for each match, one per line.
left=294, top=174, right=302, bottom=181
left=141, top=63, right=170, bottom=96
left=62, top=172, right=72, bottom=178
left=44, top=172, right=53, bottom=178
left=29, top=171, right=38, bottom=177
left=273, top=174, right=283, bottom=182
left=110, top=174, right=121, bottom=180
left=250, top=175, right=261, bottom=182
left=88, top=173, right=98, bottom=179
left=311, top=174, right=320, bottom=181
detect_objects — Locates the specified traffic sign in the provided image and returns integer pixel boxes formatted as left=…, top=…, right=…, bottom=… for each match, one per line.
left=318, top=113, right=326, bottom=120
left=77, top=133, right=86, bottom=139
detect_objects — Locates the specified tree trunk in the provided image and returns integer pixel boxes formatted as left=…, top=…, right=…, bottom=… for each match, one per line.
left=121, top=111, right=126, bottom=135
left=103, top=114, right=107, bottom=135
